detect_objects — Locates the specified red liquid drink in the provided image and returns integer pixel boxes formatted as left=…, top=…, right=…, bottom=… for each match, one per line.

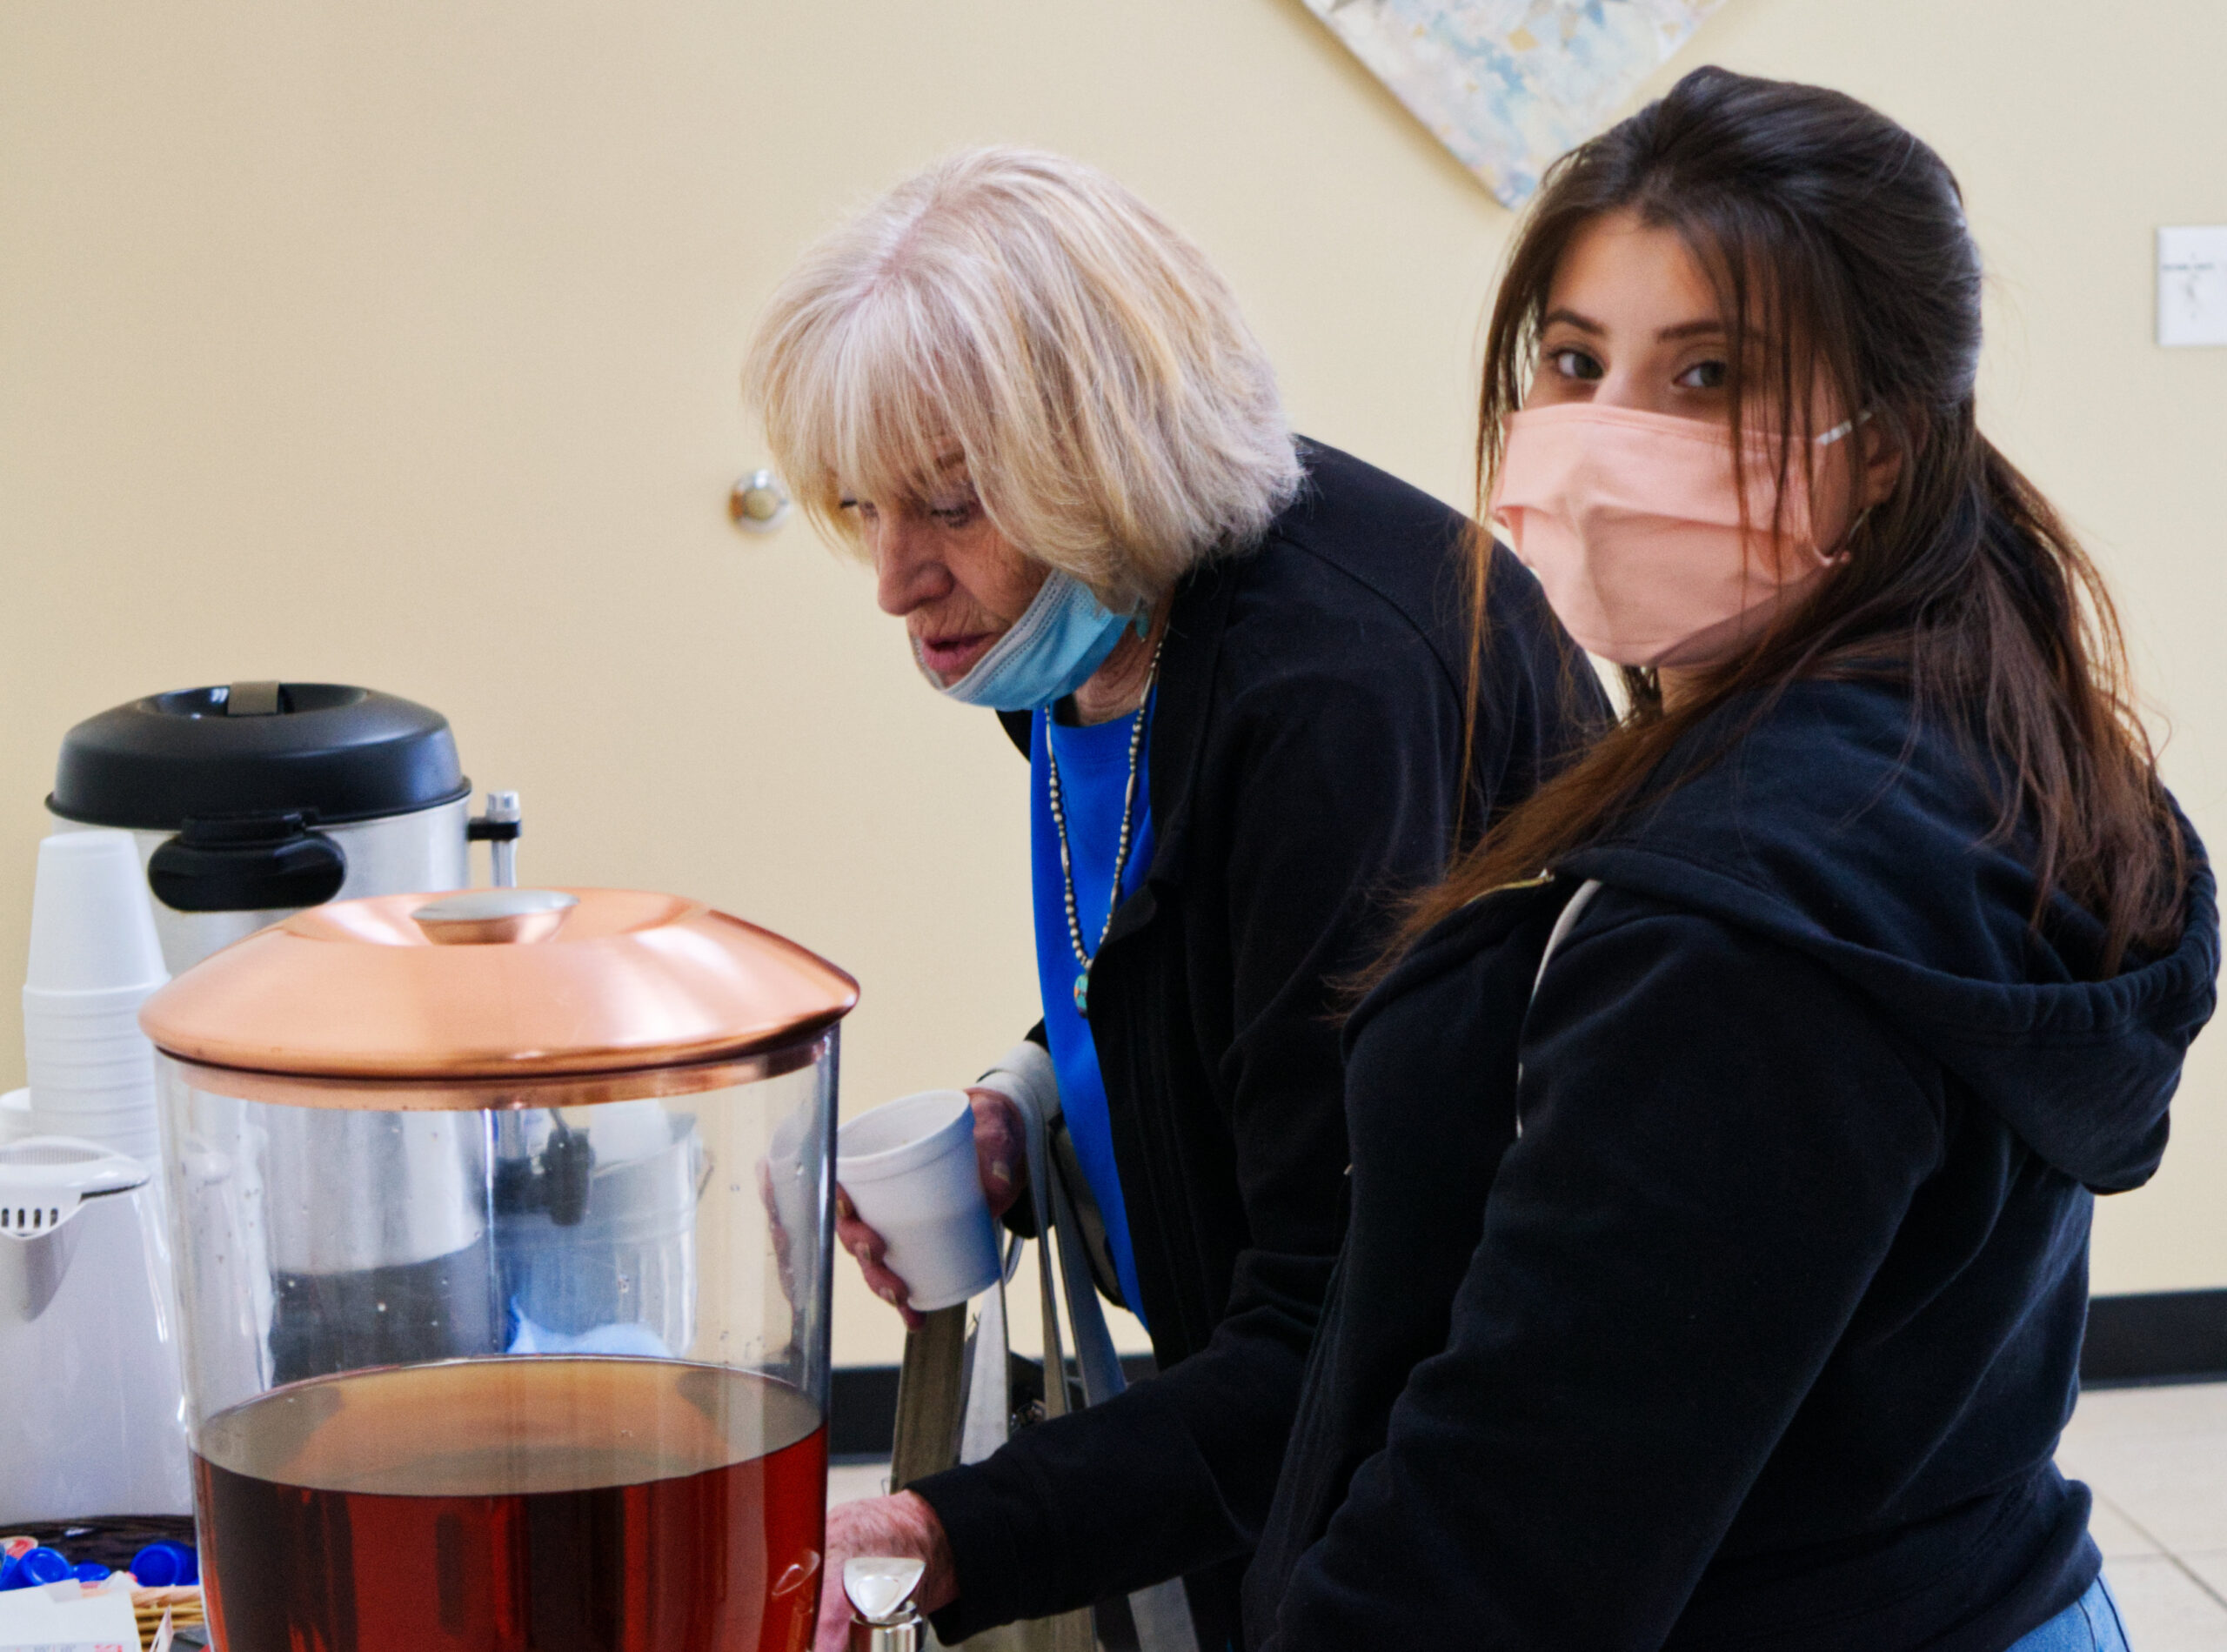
left=193, top=1358, right=826, bottom=1652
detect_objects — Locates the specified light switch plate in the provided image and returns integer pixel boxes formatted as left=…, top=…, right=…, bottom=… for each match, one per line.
left=2158, top=225, right=2227, bottom=347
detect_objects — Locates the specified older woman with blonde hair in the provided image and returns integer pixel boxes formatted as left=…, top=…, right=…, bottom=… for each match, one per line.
left=746, top=146, right=1602, bottom=1650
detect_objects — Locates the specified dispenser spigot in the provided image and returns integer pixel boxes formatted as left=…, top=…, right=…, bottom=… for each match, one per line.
left=844, top=1555, right=927, bottom=1652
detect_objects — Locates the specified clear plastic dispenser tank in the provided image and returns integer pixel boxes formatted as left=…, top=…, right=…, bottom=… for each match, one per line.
left=137, top=886, right=858, bottom=1652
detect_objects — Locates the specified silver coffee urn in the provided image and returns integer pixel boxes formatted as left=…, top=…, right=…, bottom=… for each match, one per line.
left=45, top=680, right=524, bottom=1382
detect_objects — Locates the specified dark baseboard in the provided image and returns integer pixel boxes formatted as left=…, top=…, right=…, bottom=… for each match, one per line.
left=833, top=1355, right=1158, bottom=1462
left=2082, top=1288, right=2227, bottom=1388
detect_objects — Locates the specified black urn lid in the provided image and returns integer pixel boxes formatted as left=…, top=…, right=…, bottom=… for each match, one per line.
left=49, top=683, right=471, bottom=831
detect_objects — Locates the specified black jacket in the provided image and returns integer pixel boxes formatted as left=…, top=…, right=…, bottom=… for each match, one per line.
left=1247, top=678, right=2218, bottom=1650
left=911, top=441, right=1606, bottom=1648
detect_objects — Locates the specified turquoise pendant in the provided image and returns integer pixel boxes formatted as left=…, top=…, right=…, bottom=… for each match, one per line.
left=1073, top=969, right=1090, bottom=1018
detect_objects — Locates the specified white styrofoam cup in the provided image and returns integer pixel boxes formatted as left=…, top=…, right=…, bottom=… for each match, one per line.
left=23, top=1008, right=161, bottom=1107
left=22, top=1096, right=159, bottom=1160
left=25, top=831, right=166, bottom=993
left=18, top=828, right=168, bottom=1167
left=18, top=831, right=168, bottom=1162
left=836, top=1089, right=1000, bottom=1312
left=22, top=1018, right=155, bottom=1053
left=0, top=1089, right=31, bottom=1145
left=24, top=1083, right=157, bottom=1121
left=21, top=981, right=165, bottom=1018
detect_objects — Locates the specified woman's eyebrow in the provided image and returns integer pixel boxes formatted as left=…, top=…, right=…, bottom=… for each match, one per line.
left=1540, top=310, right=1725, bottom=342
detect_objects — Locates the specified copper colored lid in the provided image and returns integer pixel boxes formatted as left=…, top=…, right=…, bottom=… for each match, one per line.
left=140, top=888, right=859, bottom=1096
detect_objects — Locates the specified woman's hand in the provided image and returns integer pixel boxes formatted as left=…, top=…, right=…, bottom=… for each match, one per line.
left=814, top=1491, right=957, bottom=1652
left=836, top=1086, right=1025, bottom=1329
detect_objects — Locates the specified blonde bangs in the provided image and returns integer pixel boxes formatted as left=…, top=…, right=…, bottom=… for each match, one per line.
left=745, top=147, right=1300, bottom=608
left=746, top=257, right=959, bottom=552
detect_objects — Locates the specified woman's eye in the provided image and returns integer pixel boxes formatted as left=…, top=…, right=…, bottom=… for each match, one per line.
left=929, top=503, right=977, bottom=528
left=1675, top=359, right=1729, bottom=391
left=1548, top=348, right=1604, bottom=382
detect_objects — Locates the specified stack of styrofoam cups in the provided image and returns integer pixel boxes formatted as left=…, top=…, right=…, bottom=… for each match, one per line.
left=23, top=830, right=170, bottom=1165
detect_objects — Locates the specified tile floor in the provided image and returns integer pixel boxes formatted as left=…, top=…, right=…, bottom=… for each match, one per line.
left=829, top=1380, right=2227, bottom=1648
left=2057, top=1381, right=2227, bottom=1649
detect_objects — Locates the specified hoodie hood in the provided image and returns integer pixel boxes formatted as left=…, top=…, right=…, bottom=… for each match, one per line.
left=1560, top=679, right=2218, bottom=1192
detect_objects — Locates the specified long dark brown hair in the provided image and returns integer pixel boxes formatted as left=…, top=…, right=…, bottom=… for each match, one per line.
left=1418, top=66, right=2181, bottom=976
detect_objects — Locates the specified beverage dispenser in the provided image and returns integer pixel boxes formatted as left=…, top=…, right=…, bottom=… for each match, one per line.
left=139, top=886, right=856, bottom=1651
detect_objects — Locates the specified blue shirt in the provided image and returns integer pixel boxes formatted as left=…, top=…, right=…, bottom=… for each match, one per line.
left=1028, top=699, right=1154, bottom=1321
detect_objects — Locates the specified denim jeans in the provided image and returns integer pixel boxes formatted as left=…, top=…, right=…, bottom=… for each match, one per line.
left=2004, top=1576, right=2130, bottom=1651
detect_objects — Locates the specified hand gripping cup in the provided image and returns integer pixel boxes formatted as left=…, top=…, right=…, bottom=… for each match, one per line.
left=837, top=1090, right=1001, bottom=1312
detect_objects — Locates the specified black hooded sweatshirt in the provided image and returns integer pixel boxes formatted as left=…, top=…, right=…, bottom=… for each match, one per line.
left=1245, top=678, right=2218, bottom=1651
left=910, top=444, right=1606, bottom=1650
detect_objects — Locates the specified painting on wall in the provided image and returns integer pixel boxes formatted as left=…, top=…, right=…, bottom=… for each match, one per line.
left=1304, top=0, right=1727, bottom=206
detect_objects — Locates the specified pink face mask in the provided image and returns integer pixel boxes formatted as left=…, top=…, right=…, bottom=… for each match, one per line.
left=1489, top=402, right=1855, bottom=669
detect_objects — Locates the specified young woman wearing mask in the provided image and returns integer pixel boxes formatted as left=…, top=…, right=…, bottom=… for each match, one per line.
left=1243, top=67, right=2217, bottom=1652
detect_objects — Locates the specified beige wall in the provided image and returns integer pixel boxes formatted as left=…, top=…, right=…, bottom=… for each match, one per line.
left=3, top=0, right=2221, bottom=1370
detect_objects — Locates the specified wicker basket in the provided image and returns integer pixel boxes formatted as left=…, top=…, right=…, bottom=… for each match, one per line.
left=133, top=1584, right=204, bottom=1649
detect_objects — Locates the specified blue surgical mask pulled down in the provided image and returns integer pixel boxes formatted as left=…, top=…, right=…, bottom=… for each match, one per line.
left=919, top=570, right=1141, bottom=712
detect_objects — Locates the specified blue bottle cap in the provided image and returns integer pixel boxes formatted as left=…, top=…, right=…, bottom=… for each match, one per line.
left=130, top=1541, right=197, bottom=1587
left=72, top=1562, right=110, bottom=1584
left=0, top=1547, right=73, bottom=1590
